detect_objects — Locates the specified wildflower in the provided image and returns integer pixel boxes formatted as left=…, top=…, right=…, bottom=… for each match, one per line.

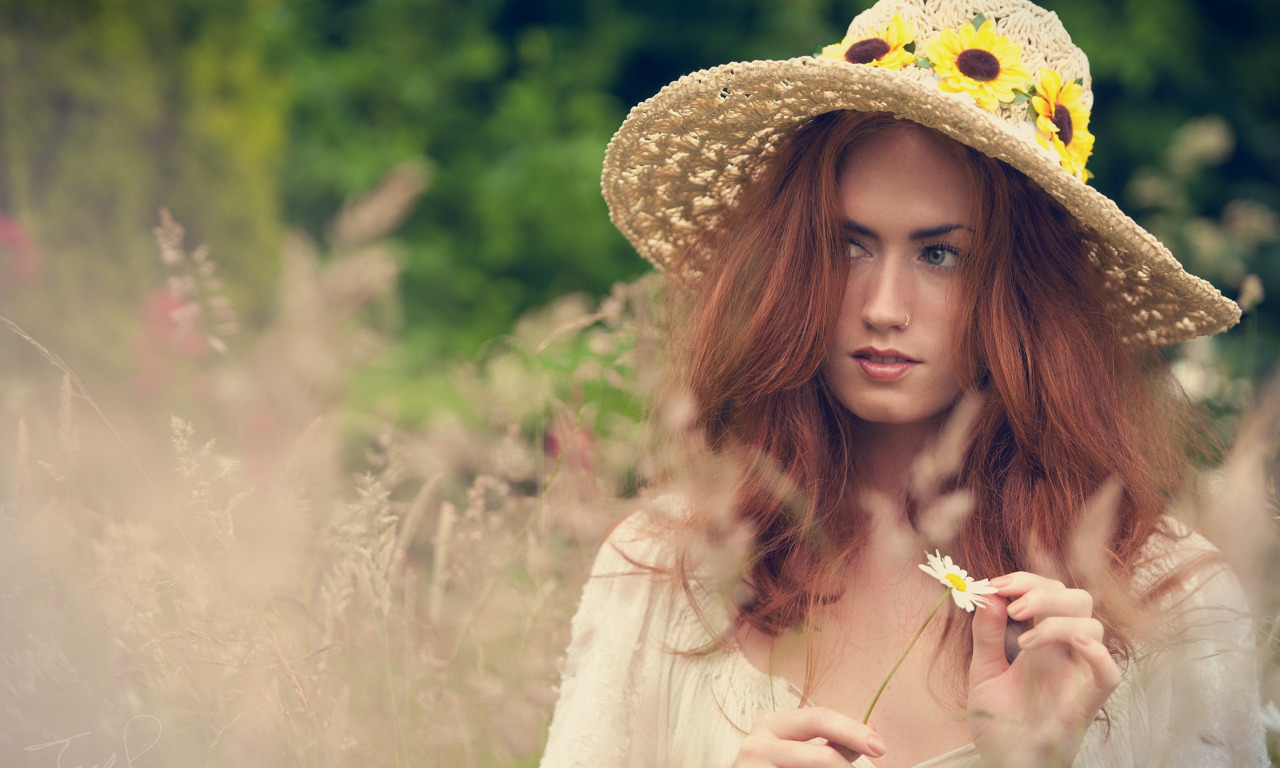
left=0, top=214, right=39, bottom=294
left=819, top=14, right=916, bottom=70
left=919, top=549, right=997, bottom=612
left=865, top=551, right=996, bottom=723
left=1031, top=68, right=1096, bottom=179
left=926, top=17, right=1031, bottom=111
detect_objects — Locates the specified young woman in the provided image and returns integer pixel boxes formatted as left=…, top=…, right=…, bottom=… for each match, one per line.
left=542, top=1, right=1267, bottom=766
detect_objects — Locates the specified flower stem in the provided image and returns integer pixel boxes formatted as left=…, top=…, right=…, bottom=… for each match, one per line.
left=862, top=589, right=951, bottom=724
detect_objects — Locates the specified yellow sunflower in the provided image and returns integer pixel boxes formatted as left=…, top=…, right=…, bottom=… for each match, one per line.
left=1032, top=68, right=1096, bottom=179
left=926, top=18, right=1031, bottom=111
left=819, top=14, right=916, bottom=70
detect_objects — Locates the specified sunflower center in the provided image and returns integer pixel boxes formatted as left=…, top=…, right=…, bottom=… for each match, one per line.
left=945, top=574, right=968, bottom=592
left=1052, top=103, right=1075, bottom=146
left=845, top=37, right=891, bottom=64
left=956, top=48, right=1001, bottom=81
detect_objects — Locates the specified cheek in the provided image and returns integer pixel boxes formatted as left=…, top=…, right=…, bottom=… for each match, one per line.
left=827, top=280, right=858, bottom=340
left=940, top=284, right=964, bottom=339
left=931, top=286, right=966, bottom=384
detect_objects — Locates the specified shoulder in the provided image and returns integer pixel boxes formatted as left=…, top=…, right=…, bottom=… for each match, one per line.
left=1132, top=516, right=1249, bottom=615
left=1131, top=517, right=1249, bottom=616
left=1130, top=517, right=1257, bottom=661
left=588, top=493, right=690, bottom=576
left=1129, top=518, right=1255, bottom=674
left=1116, top=518, right=1268, bottom=766
left=579, top=492, right=733, bottom=650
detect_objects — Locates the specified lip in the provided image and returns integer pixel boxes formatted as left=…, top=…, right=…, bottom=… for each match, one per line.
left=852, top=346, right=920, bottom=382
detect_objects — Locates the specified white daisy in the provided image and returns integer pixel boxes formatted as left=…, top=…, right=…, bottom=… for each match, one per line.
left=919, top=550, right=998, bottom=612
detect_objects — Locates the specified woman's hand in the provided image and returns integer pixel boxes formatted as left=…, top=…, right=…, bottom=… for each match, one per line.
left=967, top=572, right=1122, bottom=768
left=732, top=707, right=887, bottom=767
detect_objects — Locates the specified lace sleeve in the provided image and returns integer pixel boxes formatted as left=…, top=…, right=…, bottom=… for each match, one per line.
left=540, top=508, right=675, bottom=768
left=1134, top=531, right=1268, bottom=767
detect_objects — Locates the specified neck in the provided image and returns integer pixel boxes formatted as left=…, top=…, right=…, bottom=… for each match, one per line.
left=855, top=417, right=944, bottom=502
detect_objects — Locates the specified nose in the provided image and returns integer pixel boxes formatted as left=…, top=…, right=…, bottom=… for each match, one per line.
left=857, top=255, right=912, bottom=331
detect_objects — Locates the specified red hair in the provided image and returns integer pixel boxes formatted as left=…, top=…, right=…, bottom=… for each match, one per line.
left=657, top=110, right=1204, bottom=674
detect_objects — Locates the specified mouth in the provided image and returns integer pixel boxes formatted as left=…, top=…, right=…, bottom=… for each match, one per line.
left=852, top=347, right=919, bottom=364
left=852, top=347, right=919, bottom=381
left=858, top=354, right=913, bottom=364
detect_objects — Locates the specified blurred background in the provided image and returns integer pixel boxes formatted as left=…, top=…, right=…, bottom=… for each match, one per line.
left=0, top=0, right=1277, bottom=765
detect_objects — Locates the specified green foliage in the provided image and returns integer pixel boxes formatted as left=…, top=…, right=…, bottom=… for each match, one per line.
left=0, top=0, right=287, bottom=369
left=274, top=0, right=650, bottom=358
left=267, top=0, right=1280, bottom=377
left=2, top=0, right=1278, bottom=394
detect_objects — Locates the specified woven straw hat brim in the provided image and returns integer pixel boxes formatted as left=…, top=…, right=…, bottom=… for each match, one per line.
left=602, top=56, right=1241, bottom=345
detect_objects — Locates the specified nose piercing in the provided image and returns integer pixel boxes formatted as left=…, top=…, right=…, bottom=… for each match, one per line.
left=901, top=313, right=911, bottom=329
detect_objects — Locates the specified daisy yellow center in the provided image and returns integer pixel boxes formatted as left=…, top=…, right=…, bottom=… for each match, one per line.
left=1052, top=103, right=1075, bottom=145
left=956, top=48, right=1000, bottom=81
left=945, top=573, right=968, bottom=592
left=846, top=37, right=891, bottom=64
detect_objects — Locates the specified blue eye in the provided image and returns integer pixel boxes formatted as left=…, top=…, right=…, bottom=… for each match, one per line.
left=923, top=245, right=960, bottom=268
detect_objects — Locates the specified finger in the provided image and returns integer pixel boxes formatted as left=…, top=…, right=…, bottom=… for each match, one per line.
left=989, top=571, right=1066, bottom=600
left=1070, top=635, right=1123, bottom=693
left=969, top=591, right=1011, bottom=686
left=735, top=735, right=875, bottom=768
left=752, top=708, right=887, bottom=759
left=1005, top=587, right=1093, bottom=623
left=1016, top=616, right=1105, bottom=650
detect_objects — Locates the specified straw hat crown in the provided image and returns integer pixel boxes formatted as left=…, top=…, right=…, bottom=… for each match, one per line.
left=602, top=0, right=1241, bottom=345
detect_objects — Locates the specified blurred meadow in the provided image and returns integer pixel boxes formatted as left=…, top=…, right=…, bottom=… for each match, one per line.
left=0, top=0, right=1278, bottom=765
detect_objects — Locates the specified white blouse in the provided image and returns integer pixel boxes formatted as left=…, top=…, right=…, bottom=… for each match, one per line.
left=540, top=502, right=1268, bottom=767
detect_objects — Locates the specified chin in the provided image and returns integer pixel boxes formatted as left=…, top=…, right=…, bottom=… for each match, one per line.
left=855, top=411, right=938, bottom=426
left=842, top=398, right=958, bottom=428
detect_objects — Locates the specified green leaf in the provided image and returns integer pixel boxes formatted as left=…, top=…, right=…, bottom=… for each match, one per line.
left=916, top=55, right=934, bottom=69
left=904, top=41, right=916, bottom=54
left=1011, top=90, right=1030, bottom=105
left=1026, top=101, right=1039, bottom=119
left=971, top=13, right=988, bottom=29
left=1073, top=77, right=1084, bottom=86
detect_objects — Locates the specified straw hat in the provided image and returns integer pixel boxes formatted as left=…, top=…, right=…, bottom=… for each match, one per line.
left=601, top=0, right=1240, bottom=345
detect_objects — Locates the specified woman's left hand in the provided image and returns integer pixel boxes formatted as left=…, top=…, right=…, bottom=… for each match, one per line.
left=966, top=571, right=1122, bottom=768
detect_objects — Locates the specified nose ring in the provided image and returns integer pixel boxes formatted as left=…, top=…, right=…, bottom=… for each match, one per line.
left=901, top=313, right=911, bottom=329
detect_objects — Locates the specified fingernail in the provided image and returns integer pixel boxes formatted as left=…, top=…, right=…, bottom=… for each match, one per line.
left=989, top=575, right=1011, bottom=588
left=1018, top=628, right=1038, bottom=647
left=1007, top=597, right=1027, bottom=616
left=866, top=734, right=888, bottom=757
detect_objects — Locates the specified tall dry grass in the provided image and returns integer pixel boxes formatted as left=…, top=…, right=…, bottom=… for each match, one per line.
left=0, top=151, right=1277, bottom=766
left=0, top=161, right=658, bottom=767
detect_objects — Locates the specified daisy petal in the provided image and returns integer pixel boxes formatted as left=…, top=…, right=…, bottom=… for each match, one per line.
left=919, top=550, right=994, bottom=612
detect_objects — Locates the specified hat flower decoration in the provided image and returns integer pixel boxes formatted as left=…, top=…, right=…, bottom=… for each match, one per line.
left=817, top=12, right=1091, bottom=180
left=602, top=0, right=1240, bottom=344
left=819, top=13, right=917, bottom=70
left=1030, top=67, right=1096, bottom=179
left=925, top=16, right=1032, bottom=112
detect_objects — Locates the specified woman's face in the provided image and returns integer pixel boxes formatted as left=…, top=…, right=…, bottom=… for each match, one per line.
left=822, top=126, right=971, bottom=426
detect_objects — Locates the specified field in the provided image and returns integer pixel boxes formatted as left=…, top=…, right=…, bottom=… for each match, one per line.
left=1, top=169, right=1277, bottom=768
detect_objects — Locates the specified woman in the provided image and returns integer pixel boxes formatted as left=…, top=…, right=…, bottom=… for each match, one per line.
left=542, top=0, right=1267, bottom=766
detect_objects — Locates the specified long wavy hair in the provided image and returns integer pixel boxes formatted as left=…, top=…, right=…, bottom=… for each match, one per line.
left=656, top=110, right=1206, bottom=688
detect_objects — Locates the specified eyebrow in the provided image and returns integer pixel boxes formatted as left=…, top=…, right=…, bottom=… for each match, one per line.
left=844, top=221, right=972, bottom=240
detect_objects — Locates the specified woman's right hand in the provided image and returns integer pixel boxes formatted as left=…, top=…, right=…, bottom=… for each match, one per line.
left=733, top=707, right=888, bottom=767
